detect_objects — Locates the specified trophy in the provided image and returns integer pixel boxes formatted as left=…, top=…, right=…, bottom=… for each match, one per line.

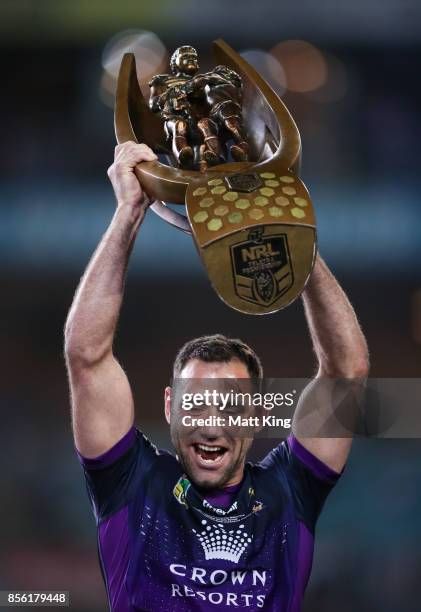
left=114, top=39, right=316, bottom=315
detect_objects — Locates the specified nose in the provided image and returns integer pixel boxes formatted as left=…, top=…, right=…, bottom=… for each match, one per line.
left=201, top=425, right=224, bottom=441
left=200, top=406, right=225, bottom=440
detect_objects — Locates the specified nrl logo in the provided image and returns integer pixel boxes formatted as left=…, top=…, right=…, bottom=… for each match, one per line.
left=230, top=229, right=294, bottom=307
left=173, top=475, right=191, bottom=508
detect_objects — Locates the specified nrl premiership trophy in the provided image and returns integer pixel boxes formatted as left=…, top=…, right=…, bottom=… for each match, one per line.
left=114, top=40, right=316, bottom=315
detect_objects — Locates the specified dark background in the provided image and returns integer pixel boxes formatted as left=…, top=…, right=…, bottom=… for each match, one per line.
left=1, top=1, right=421, bottom=610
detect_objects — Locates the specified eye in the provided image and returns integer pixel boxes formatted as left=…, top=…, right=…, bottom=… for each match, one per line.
left=189, top=405, right=206, bottom=414
left=224, top=403, right=245, bottom=414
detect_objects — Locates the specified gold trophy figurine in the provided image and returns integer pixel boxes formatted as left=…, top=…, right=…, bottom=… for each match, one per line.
left=114, top=40, right=316, bottom=315
left=148, top=46, right=249, bottom=171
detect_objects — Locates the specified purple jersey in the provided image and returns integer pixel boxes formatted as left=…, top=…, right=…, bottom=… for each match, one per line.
left=77, top=428, right=341, bottom=611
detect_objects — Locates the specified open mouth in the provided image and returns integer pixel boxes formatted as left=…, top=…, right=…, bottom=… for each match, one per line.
left=193, top=443, right=228, bottom=465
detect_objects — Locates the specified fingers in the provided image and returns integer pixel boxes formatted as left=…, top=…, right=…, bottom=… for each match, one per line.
left=114, top=141, right=158, bottom=165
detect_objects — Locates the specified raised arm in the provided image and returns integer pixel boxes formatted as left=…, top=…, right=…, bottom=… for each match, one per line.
left=64, top=142, right=157, bottom=458
left=293, top=254, right=369, bottom=472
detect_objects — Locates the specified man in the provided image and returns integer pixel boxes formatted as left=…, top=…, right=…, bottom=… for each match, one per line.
left=65, top=142, right=369, bottom=611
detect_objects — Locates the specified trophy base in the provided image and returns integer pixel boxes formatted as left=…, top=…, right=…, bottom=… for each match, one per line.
left=202, top=224, right=315, bottom=314
left=186, top=169, right=316, bottom=315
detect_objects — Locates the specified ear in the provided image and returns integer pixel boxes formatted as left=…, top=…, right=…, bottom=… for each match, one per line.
left=164, top=386, right=172, bottom=424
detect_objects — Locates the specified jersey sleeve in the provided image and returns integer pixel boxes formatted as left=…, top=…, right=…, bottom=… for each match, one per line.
left=76, top=426, right=159, bottom=522
left=260, top=435, right=343, bottom=532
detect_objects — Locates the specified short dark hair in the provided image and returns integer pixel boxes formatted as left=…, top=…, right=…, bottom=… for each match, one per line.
left=173, top=334, right=263, bottom=379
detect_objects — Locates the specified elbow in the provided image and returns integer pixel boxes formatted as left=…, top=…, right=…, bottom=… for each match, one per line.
left=344, top=356, right=370, bottom=379
left=150, top=99, right=159, bottom=113
left=64, top=325, right=111, bottom=371
left=354, top=352, right=370, bottom=378
left=320, top=350, right=370, bottom=379
left=64, top=343, right=104, bottom=371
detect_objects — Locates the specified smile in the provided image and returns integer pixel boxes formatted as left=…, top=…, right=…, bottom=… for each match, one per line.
left=193, top=443, right=228, bottom=465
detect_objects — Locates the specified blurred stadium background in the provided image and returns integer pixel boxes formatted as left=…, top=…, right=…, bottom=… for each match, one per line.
left=1, top=1, right=421, bottom=610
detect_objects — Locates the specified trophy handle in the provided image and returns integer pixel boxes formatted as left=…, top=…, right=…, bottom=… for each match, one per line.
left=114, top=42, right=302, bottom=232
left=114, top=53, right=194, bottom=201
left=212, top=39, right=302, bottom=174
left=149, top=200, right=191, bottom=234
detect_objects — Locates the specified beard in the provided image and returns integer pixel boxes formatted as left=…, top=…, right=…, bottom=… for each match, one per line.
left=172, top=432, right=250, bottom=489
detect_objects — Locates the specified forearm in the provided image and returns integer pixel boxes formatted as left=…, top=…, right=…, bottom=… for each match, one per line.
left=293, top=255, right=368, bottom=470
left=65, top=204, right=144, bottom=365
left=302, top=255, right=369, bottom=378
left=150, top=94, right=164, bottom=113
left=65, top=142, right=157, bottom=456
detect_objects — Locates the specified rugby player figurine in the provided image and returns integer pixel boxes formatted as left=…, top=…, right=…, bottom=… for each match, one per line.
left=149, top=46, right=202, bottom=168
left=149, top=45, right=248, bottom=170
left=182, top=64, right=249, bottom=163
left=65, top=142, right=369, bottom=611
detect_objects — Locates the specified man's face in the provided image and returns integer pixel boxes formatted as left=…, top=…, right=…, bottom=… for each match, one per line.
left=176, top=50, right=199, bottom=76
left=165, top=359, right=255, bottom=489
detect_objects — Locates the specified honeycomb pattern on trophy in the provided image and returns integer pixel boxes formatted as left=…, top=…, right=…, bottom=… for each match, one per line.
left=190, top=172, right=310, bottom=238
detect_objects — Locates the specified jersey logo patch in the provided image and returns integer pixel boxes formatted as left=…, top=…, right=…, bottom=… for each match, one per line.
left=173, top=475, right=191, bottom=508
left=192, top=520, right=252, bottom=563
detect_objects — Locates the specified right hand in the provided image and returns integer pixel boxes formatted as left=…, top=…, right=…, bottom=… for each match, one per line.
left=107, top=141, right=158, bottom=210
